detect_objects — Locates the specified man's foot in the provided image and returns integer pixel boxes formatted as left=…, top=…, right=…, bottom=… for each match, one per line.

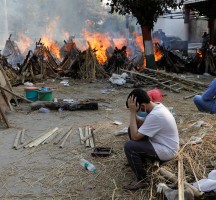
left=123, top=180, right=147, bottom=190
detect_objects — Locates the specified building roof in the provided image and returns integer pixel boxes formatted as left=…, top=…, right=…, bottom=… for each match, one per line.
left=184, top=0, right=216, bottom=19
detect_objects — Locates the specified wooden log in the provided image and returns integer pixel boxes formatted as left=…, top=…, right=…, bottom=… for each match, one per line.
left=0, top=85, right=33, bottom=103
left=13, top=130, right=22, bottom=149
left=25, top=127, right=59, bottom=148
left=159, top=168, right=204, bottom=198
left=30, top=101, right=98, bottom=111
left=59, top=127, right=73, bottom=148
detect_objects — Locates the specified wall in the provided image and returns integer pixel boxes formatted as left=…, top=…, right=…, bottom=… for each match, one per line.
left=153, top=17, right=185, bottom=40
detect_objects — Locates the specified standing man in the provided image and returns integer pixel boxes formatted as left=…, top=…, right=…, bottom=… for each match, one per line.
left=124, top=88, right=179, bottom=190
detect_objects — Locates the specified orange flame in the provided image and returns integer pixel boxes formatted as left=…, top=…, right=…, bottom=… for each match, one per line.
left=133, top=32, right=163, bottom=63
left=17, top=33, right=33, bottom=54
left=82, top=29, right=113, bottom=64
left=197, top=49, right=202, bottom=58
left=41, top=17, right=61, bottom=59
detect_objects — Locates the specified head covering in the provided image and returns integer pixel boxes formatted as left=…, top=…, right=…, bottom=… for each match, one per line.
left=147, top=88, right=163, bottom=102
left=126, top=88, right=150, bottom=108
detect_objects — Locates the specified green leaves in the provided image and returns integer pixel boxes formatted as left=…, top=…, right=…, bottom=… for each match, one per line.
left=105, top=0, right=184, bottom=29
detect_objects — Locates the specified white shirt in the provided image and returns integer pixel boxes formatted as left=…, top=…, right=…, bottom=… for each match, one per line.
left=138, top=103, right=179, bottom=161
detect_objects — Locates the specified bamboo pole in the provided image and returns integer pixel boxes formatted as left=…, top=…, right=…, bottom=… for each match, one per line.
left=13, top=130, right=22, bottom=149
left=59, top=128, right=73, bottom=148
left=20, top=129, right=25, bottom=144
left=178, top=156, right=185, bottom=200
left=78, top=127, right=84, bottom=145
left=159, top=168, right=204, bottom=198
left=25, top=127, right=58, bottom=148
left=0, top=85, right=33, bottom=103
left=89, top=128, right=95, bottom=148
left=85, top=126, right=90, bottom=147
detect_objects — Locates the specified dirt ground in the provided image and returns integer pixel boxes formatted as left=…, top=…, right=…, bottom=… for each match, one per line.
left=0, top=73, right=215, bottom=200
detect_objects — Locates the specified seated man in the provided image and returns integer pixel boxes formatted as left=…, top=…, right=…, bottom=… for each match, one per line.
left=193, top=78, right=216, bottom=113
left=124, top=88, right=179, bottom=190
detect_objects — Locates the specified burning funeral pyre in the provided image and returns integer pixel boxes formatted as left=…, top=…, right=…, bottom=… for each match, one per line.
left=1, top=30, right=216, bottom=86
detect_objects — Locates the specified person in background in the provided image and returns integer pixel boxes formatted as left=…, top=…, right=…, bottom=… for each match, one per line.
left=193, top=78, right=216, bottom=113
left=123, top=88, right=179, bottom=190
left=137, top=88, right=163, bottom=118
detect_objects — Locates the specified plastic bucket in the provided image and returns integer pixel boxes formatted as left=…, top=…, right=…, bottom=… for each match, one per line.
left=38, top=90, right=53, bottom=101
left=24, top=87, right=38, bottom=101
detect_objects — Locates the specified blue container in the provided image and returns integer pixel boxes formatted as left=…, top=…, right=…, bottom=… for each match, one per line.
left=24, top=87, right=38, bottom=101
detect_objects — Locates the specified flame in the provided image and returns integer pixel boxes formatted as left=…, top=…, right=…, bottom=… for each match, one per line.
left=41, top=17, right=61, bottom=59
left=113, top=38, right=130, bottom=57
left=82, top=29, right=112, bottom=64
left=197, top=49, right=202, bottom=58
left=133, top=32, right=144, bottom=52
left=17, top=33, right=33, bottom=54
left=133, top=32, right=163, bottom=64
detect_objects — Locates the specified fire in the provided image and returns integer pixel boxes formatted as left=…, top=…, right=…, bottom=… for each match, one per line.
left=133, top=32, right=144, bottom=52
left=154, top=45, right=163, bottom=62
left=197, top=49, right=202, bottom=58
left=17, top=33, right=33, bottom=54
left=82, top=29, right=112, bottom=64
left=41, top=17, right=61, bottom=59
left=113, top=38, right=129, bottom=56
left=133, top=32, right=163, bottom=63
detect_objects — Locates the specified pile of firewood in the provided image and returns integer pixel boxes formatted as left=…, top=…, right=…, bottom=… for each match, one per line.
left=155, top=43, right=216, bottom=75
left=104, top=46, right=130, bottom=75
left=59, top=41, right=108, bottom=79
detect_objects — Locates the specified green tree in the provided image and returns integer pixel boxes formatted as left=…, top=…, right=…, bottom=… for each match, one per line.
left=103, top=0, right=184, bottom=69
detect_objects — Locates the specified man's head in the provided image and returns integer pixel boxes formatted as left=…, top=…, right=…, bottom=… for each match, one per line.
left=126, top=88, right=150, bottom=111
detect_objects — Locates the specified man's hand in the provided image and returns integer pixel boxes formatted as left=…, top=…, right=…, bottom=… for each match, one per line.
left=127, top=95, right=140, bottom=113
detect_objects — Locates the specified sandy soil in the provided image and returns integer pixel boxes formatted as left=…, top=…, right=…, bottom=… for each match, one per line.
left=0, top=74, right=215, bottom=199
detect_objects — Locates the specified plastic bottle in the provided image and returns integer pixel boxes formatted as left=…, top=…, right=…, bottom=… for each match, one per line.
left=80, top=158, right=96, bottom=172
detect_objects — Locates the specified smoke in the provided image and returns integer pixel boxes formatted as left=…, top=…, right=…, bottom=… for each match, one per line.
left=0, top=0, right=128, bottom=47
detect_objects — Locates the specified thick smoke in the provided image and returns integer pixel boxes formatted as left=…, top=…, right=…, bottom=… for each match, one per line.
left=0, top=0, right=128, bottom=48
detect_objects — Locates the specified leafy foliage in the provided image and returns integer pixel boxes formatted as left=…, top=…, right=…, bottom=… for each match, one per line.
left=102, top=0, right=184, bottom=29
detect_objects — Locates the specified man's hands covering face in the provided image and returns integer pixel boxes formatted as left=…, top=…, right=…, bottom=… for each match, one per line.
left=127, top=95, right=140, bottom=113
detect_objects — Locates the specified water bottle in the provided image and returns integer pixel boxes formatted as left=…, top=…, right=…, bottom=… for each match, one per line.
left=80, top=158, right=96, bottom=173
